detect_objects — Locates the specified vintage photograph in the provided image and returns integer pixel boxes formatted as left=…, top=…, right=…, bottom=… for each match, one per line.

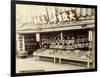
left=15, top=2, right=96, bottom=74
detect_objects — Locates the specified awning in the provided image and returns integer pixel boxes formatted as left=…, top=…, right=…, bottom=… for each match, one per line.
left=17, top=24, right=95, bottom=34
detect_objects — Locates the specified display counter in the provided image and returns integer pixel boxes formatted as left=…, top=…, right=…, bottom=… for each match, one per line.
left=33, top=48, right=93, bottom=68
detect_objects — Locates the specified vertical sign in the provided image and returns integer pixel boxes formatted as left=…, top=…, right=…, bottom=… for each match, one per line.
left=22, top=35, right=25, bottom=51
left=36, top=33, right=40, bottom=42
left=47, top=7, right=57, bottom=22
left=88, top=31, right=93, bottom=41
left=60, top=32, right=63, bottom=40
left=33, top=15, right=47, bottom=24
left=16, top=33, right=20, bottom=52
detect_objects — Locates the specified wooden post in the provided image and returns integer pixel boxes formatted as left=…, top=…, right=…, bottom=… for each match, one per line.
left=87, top=62, right=90, bottom=68
left=92, top=29, right=95, bottom=68
left=59, top=58, right=61, bottom=64
left=54, top=57, right=56, bottom=64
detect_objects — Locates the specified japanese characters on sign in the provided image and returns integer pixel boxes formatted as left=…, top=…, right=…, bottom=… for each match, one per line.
left=32, top=10, right=78, bottom=25
left=56, top=10, right=78, bottom=22
left=32, top=15, right=47, bottom=24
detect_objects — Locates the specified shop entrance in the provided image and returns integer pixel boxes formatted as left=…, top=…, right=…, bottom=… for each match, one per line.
left=23, top=28, right=91, bottom=55
left=39, top=29, right=89, bottom=51
left=24, top=33, right=40, bottom=55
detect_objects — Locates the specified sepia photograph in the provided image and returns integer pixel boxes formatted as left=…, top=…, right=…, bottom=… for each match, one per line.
left=11, top=0, right=97, bottom=76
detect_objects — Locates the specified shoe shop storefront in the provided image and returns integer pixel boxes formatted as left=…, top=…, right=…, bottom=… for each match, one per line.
left=16, top=7, right=95, bottom=68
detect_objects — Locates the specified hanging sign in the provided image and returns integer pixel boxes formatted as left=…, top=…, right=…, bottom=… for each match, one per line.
left=36, top=33, right=40, bottom=42
left=88, top=31, right=93, bottom=41
left=32, top=10, right=77, bottom=25
left=56, top=10, right=78, bottom=22
left=33, top=15, right=47, bottom=25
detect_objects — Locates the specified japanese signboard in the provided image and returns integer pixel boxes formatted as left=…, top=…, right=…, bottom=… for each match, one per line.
left=56, top=10, right=78, bottom=22
left=88, top=31, right=93, bottom=41
left=32, top=10, right=78, bottom=25
left=36, top=33, right=40, bottom=41
left=32, top=15, right=47, bottom=24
